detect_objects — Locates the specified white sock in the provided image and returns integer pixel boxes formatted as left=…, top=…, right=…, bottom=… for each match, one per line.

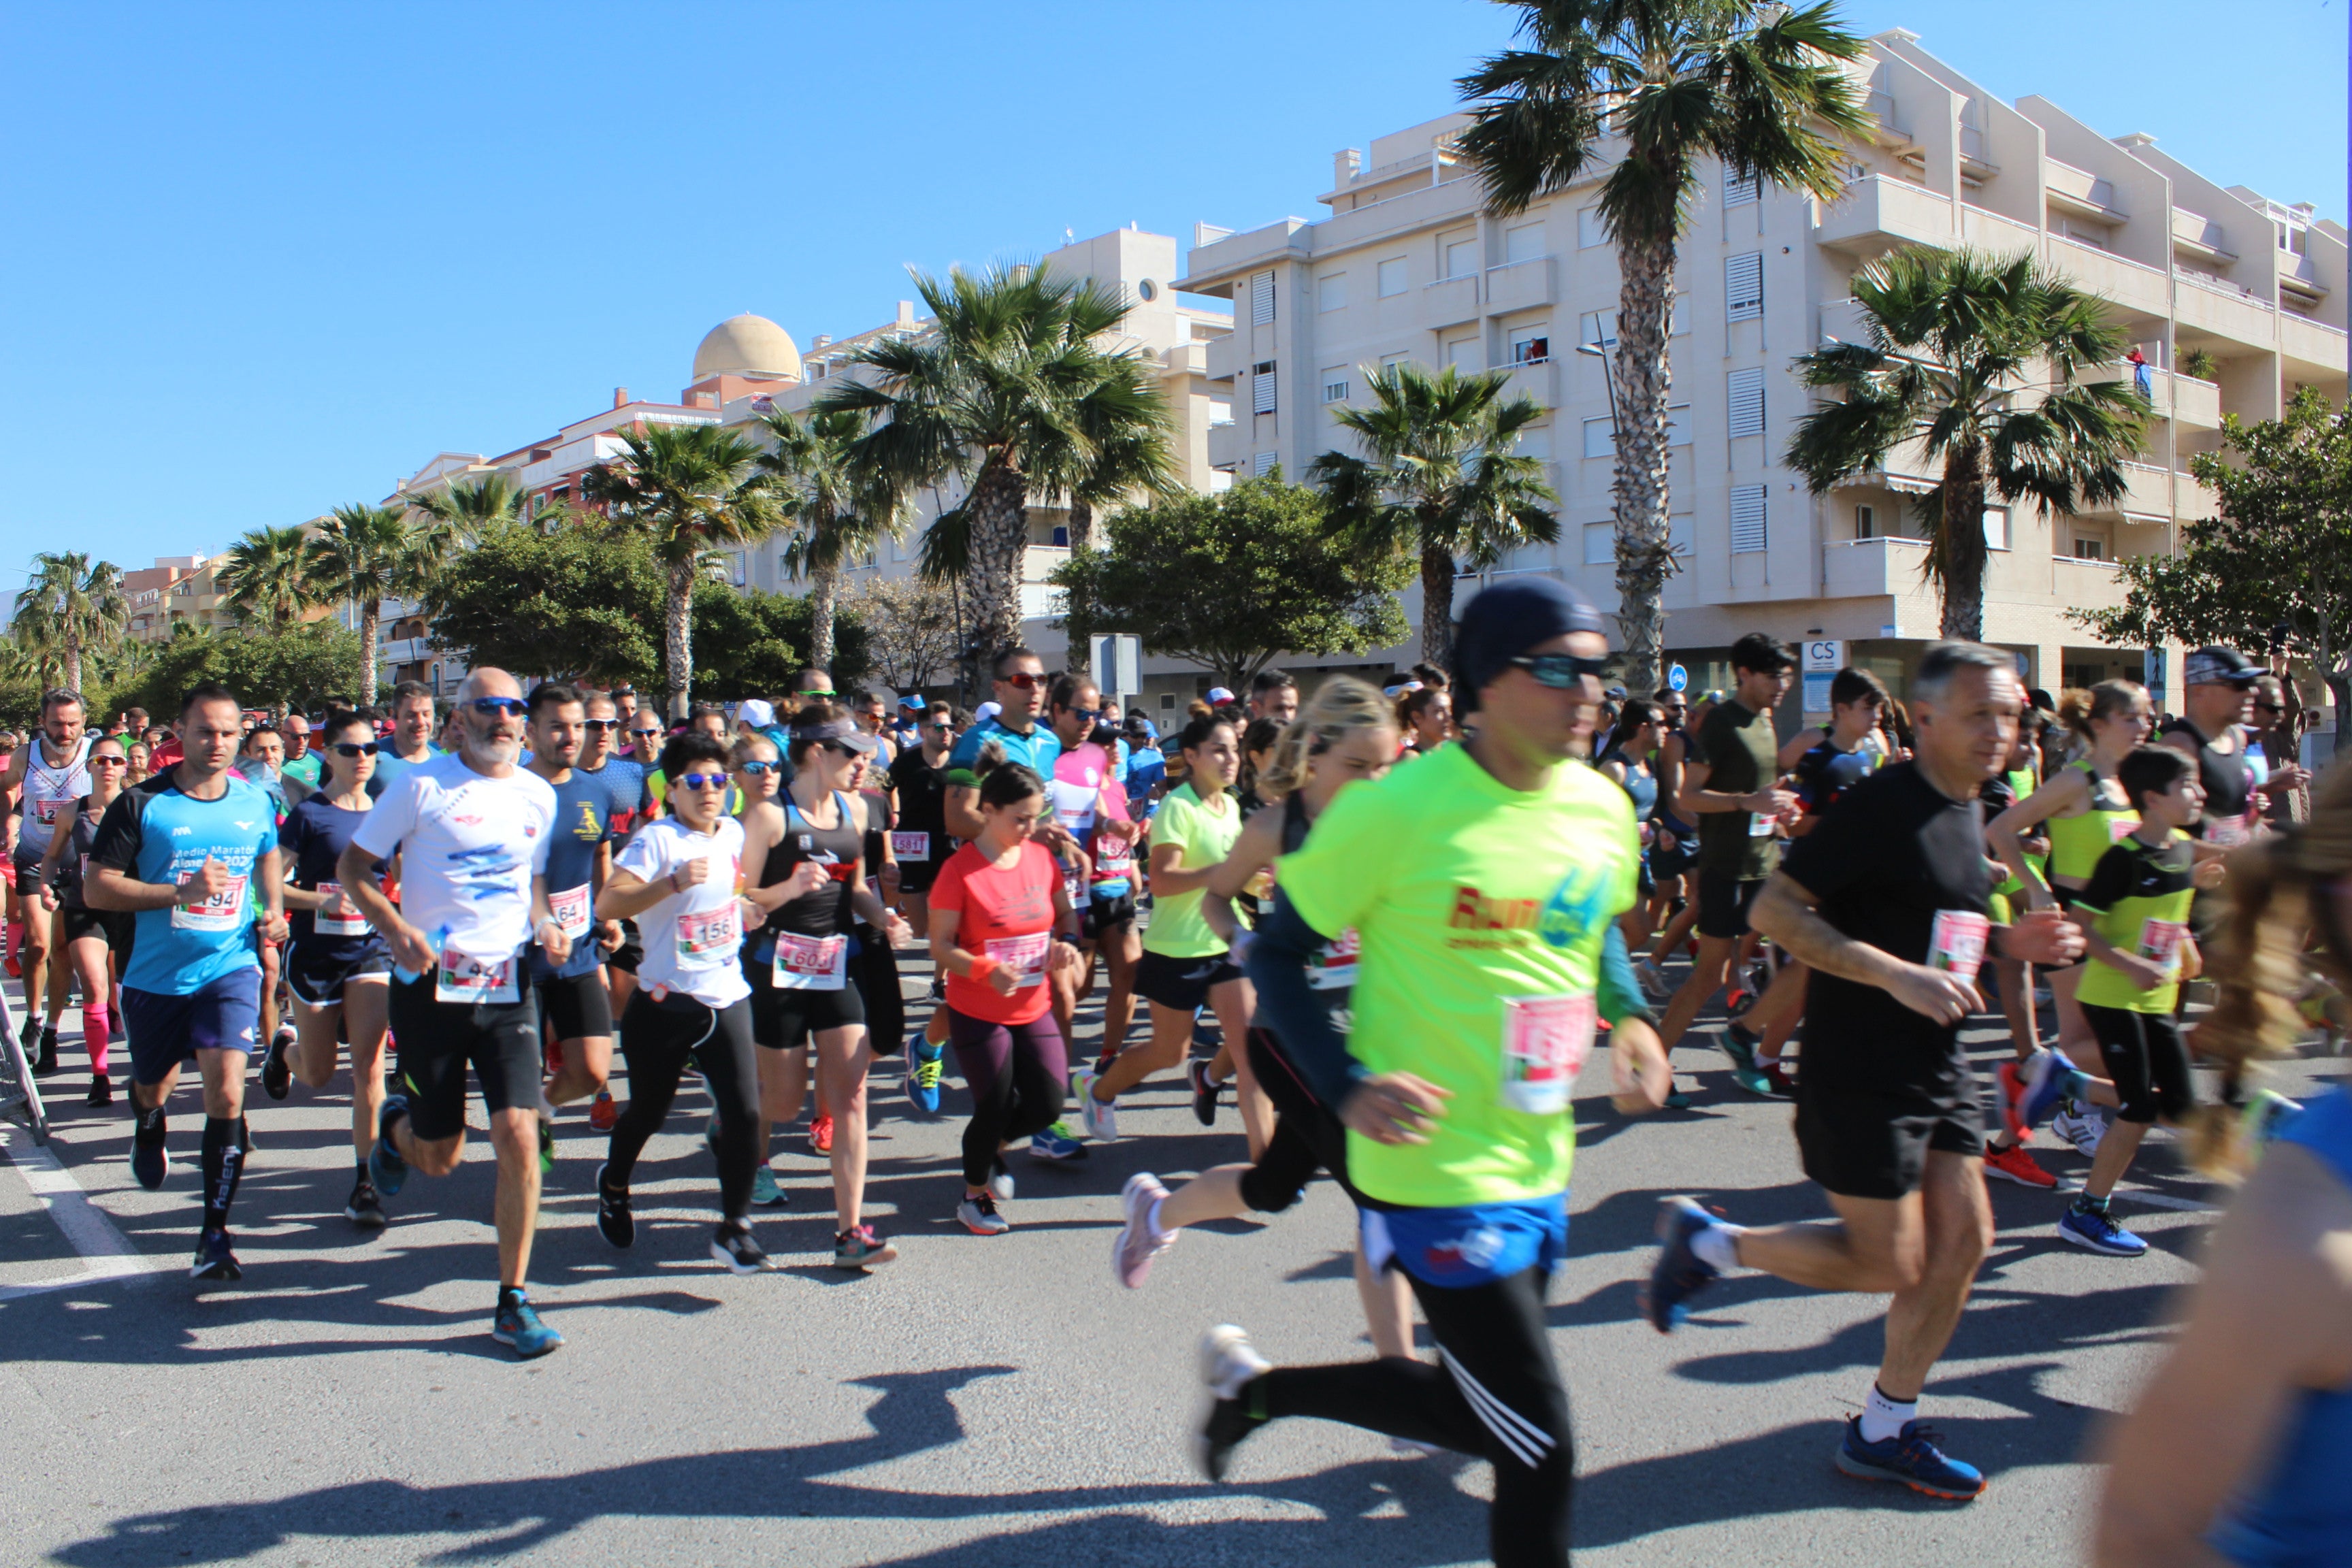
left=1859, top=1384, right=1916, bottom=1444
left=1147, top=1196, right=1170, bottom=1239
left=1691, top=1222, right=1744, bottom=1273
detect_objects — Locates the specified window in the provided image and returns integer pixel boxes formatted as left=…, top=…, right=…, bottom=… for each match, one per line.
left=2072, top=536, right=2104, bottom=560
left=1137, top=279, right=1158, bottom=301
left=1579, top=309, right=1617, bottom=348
left=1578, top=206, right=1609, bottom=248
left=1669, top=515, right=1695, bottom=557
left=1722, top=168, right=1759, bottom=206
left=1582, top=417, right=1616, bottom=459
left=1985, top=508, right=2012, bottom=551
left=1516, top=425, right=1550, bottom=461
left=1253, top=451, right=1278, bottom=478
left=1447, top=338, right=1482, bottom=372
left=1583, top=521, right=1615, bottom=565
left=1318, top=273, right=1347, bottom=312
left=1208, top=399, right=1233, bottom=427
left=1726, top=252, right=1764, bottom=321
left=1377, top=257, right=1407, bottom=297
left=1250, top=270, right=1276, bottom=325
left=1731, top=485, right=1767, bottom=553
left=1322, top=375, right=1350, bottom=404
left=1379, top=350, right=1409, bottom=369
left=1667, top=404, right=1690, bottom=446
left=1252, top=361, right=1277, bottom=414
left=1505, top=222, right=1544, bottom=264
left=1727, top=367, right=1765, bottom=438
left=1855, top=504, right=1876, bottom=539
left=1443, top=235, right=1480, bottom=279
left=1510, top=333, right=1550, bottom=365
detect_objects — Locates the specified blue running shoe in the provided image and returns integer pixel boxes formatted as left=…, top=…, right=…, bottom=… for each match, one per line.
left=492, top=1292, right=564, bottom=1359
left=1642, top=1196, right=1724, bottom=1333
left=1720, top=1019, right=1760, bottom=1075
left=905, top=1036, right=945, bottom=1116
left=1997, top=1047, right=2067, bottom=1139
left=189, top=1227, right=242, bottom=1282
left=1028, top=1122, right=1088, bottom=1162
left=368, top=1095, right=410, bottom=1198
left=749, top=1166, right=788, bottom=1207
left=1835, top=1417, right=1984, bottom=1500
left=2058, top=1200, right=2148, bottom=1257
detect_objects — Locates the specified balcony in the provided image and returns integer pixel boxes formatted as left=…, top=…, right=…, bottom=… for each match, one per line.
left=2044, top=161, right=2125, bottom=223
left=1822, top=534, right=1931, bottom=598
left=2175, top=270, right=2278, bottom=347
left=376, top=636, right=431, bottom=666
left=1816, top=174, right=1954, bottom=255
left=1162, top=340, right=1211, bottom=378
left=2051, top=555, right=2132, bottom=613
left=2043, top=238, right=2171, bottom=318
left=1501, top=358, right=1556, bottom=409
left=1422, top=272, right=1480, bottom=329
left=2172, top=208, right=2237, bottom=264
left=1483, top=255, right=1555, bottom=314
left=1818, top=297, right=1874, bottom=348
left=1203, top=331, right=1243, bottom=383
left=2093, top=461, right=2217, bottom=523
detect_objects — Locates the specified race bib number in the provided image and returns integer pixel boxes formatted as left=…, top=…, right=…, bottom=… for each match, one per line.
left=676, top=901, right=740, bottom=960
left=1748, top=810, right=1778, bottom=837
left=1094, top=835, right=1133, bottom=879
left=772, top=931, right=847, bottom=990
left=31, top=796, right=67, bottom=828
left=985, top=932, right=1051, bottom=989
left=1927, top=909, right=1991, bottom=983
left=314, top=881, right=370, bottom=937
left=1307, top=926, right=1360, bottom=990
left=171, top=872, right=250, bottom=933
left=2138, top=917, right=2188, bottom=976
left=2206, top=812, right=2254, bottom=848
left=435, top=945, right=519, bottom=1005
left=2108, top=815, right=2142, bottom=844
left=891, top=831, right=930, bottom=863
left=548, top=883, right=592, bottom=941
left=1499, top=993, right=1597, bottom=1115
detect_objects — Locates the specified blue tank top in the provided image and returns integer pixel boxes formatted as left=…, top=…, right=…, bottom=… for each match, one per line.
left=1598, top=748, right=1659, bottom=823
left=2212, top=1086, right=2352, bottom=1567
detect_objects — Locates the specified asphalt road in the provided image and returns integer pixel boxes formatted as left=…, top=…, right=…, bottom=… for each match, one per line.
left=4, top=951, right=2341, bottom=1567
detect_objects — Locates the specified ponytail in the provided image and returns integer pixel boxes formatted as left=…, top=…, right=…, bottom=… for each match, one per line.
left=1261, top=675, right=1392, bottom=798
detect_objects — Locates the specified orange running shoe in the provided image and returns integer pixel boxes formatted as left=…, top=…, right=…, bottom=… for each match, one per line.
left=809, top=1113, right=835, bottom=1155
left=1982, top=1140, right=2058, bottom=1190
left=588, top=1090, right=617, bottom=1132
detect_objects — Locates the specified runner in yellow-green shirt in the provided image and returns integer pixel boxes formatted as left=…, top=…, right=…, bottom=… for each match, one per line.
left=1189, top=578, right=1671, bottom=1568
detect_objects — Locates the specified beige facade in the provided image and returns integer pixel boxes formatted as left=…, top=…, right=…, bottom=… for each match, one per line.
left=1178, top=27, right=2348, bottom=708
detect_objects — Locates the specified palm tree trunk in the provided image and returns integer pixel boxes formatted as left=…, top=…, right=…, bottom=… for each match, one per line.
left=63, top=634, right=81, bottom=697
left=1611, top=230, right=1678, bottom=698
left=1064, top=499, right=1095, bottom=675
left=966, top=461, right=1030, bottom=660
left=1420, top=543, right=1458, bottom=669
left=810, top=560, right=838, bottom=672
left=1939, top=440, right=1990, bottom=642
left=359, top=601, right=380, bottom=703
left=664, top=559, right=696, bottom=720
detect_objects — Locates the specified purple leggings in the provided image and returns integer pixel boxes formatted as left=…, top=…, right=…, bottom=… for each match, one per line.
left=947, top=1008, right=1067, bottom=1189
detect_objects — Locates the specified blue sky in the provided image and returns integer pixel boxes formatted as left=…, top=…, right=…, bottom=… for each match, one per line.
left=2, top=0, right=2342, bottom=587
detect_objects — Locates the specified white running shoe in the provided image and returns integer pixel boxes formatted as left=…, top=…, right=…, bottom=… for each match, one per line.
left=1200, top=1323, right=1271, bottom=1401
left=2053, top=1103, right=2107, bottom=1158
left=1069, top=1067, right=1118, bottom=1143
left=1113, top=1171, right=1176, bottom=1289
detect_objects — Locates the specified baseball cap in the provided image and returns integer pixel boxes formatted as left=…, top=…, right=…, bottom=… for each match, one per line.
left=736, top=698, right=775, bottom=728
left=898, top=694, right=926, bottom=710
left=2184, top=646, right=2259, bottom=687
left=975, top=701, right=1002, bottom=723
left=791, top=717, right=877, bottom=755
left=1207, top=687, right=1237, bottom=705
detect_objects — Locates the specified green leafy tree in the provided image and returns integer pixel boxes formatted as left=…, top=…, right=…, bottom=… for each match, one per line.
left=681, top=583, right=866, bottom=704
left=1307, top=363, right=1560, bottom=668
left=817, top=263, right=1175, bottom=664
left=756, top=404, right=906, bottom=674
left=582, top=423, right=784, bottom=719
left=2073, top=389, right=2352, bottom=712
left=1054, top=476, right=1410, bottom=689
left=304, top=503, right=421, bottom=702
left=114, top=620, right=370, bottom=719
left=1454, top=0, right=1870, bottom=691
left=11, top=551, right=126, bottom=694
left=216, top=524, right=321, bottom=631
left=1787, top=247, right=2148, bottom=640
left=419, top=519, right=664, bottom=686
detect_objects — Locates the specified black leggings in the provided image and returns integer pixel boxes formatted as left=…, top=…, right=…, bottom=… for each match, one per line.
left=1237, top=1026, right=1361, bottom=1213
left=1255, top=1264, right=1572, bottom=1568
left=2082, top=1001, right=2196, bottom=1124
left=606, top=990, right=760, bottom=1221
left=946, top=1007, right=1066, bottom=1189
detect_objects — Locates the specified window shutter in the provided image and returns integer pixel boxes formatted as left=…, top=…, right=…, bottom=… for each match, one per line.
left=1251, top=270, right=1276, bottom=325
left=1727, top=368, right=1765, bottom=437
left=1723, top=169, right=1759, bottom=206
left=1582, top=522, right=1614, bottom=565
left=1730, top=485, right=1767, bottom=553
left=1725, top=252, right=1764, bottom=321
left=1252, top=451, right=1277, bottom=478
left=1252, top=361, right=1277, bottom=414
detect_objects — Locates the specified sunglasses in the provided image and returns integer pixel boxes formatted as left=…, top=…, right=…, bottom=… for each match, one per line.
left=1000, top=672, right=1044, bottom=691
left=630, top=728, right=664, bottom=740
left=798, top=687, right=836, bottom=698
left=678, top=772, right=729, bottom=791
left=469, top=697, right=529, bottom=717
left=582, top=719, right=618, bottom=733
left=333, top=741, right=380, bottom=758
left=89, top=755, right=127, bottom=768
left=1509, top=653, right=1612, bottom=688
left=1064, top=707, right=1102, bottom=724
left=738, top=760, right=779, bottom=775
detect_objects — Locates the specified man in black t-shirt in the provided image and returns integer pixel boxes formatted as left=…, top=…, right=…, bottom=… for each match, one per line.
left=885, top=704, right=959, bottom=938
left=1641, top=642, right=2082, bottom=1501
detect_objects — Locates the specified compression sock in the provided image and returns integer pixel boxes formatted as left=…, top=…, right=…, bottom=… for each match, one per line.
left=81, top=1004, right=110, bottom=1076
left=200, top=1116, right=247, bottom=1231
left=1690, top=1221, right=1744, bottom=1273
left=2061, top=1067, right=2096, bottom=1102
left=1859, top=1384, right=1917, bottom=1444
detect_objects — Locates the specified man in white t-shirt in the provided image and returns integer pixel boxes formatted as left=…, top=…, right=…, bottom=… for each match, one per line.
left=336, top=668, right=569, bottom=1359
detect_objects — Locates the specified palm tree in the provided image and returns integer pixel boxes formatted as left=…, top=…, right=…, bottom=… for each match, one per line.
left=11, top=552, right=126, bottom=694
left=581, top=422, right=782, bottom=719
left=216, top=525, right=319, bottom=631
left=1308, top=363, right=1562, bottom=667
left=1786, top=247, right=2148, bottom=640
left=1455, top=0, right=1871, bottom=693
left=402, top=472, right=527, bottom=557
left=816, top=263, right=1175, bottom=660
left=755, top=404, right=906, bottom=673
left=306, top=503, right=416, bottom=702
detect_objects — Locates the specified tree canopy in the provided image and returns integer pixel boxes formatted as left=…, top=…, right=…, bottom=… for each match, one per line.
left=687, top=581, right=871, bottom=702
left=111, top=621, right=372, bottom=721
left=421, top=519, right=666, bottom=685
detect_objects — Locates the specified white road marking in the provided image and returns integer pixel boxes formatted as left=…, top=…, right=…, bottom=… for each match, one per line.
left=0, top=1122, right=163, bottom=1300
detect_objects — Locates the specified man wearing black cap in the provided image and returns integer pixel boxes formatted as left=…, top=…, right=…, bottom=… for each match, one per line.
left=2159, top=646, right=2264, bottom=851
left=1192, top=576, right=1671, bottom=1568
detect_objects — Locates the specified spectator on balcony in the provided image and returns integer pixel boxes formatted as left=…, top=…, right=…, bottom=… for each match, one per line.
left=2126, top=347, right=2153, bottom=399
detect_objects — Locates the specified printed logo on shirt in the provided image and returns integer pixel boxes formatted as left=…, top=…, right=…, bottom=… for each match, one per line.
left=573, top=802, right=602, bottom=840
left=1448, top=885, right=1541, bottom=934
left=1536, top=863, right=1614, bottom=953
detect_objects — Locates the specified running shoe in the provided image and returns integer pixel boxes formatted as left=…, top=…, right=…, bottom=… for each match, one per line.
left=1194, top=1324, right=1272, bottom=1482
left=595, top=1164, right=634, bottom=1248
left=988, top=1157, right=1015, bottom=1202
left=260, top=1026, right=294, bottom=1100
left=710, top=1221, right=777, bottom=1273
left=1635, top=958, right=1668, bottom=1000
left=957, top=1192, right=1011, bottom=1235
left=904, top=1036, right=945, bottom=1115
left=809, top=1113, right=834, bottom=1156
left=16, top=1012, right=37, bottom=1050
left=1068, top=1067, right=1117, bottom=1142
left=2240, top=1088, right=2306, bottom=1145
left=1835, top=1417, right=1984, bottom=1500
left=750, top=1166, right=787, bottom=1207
left=1113, top=1171, right=1175, bottom=1289
left=85, top=1070, right=112, bottom=1109
left=536, top=1115, right=556, bottom=1175
left=1093, top=1047, right=1120, bottom=1077
left=190, top=1227, right=242, bottom=1282
left=833, top=1224, right=898, bottom=1271
left=492, top=1293, right=564, bottom=1359
left=1662, top=1088, right=1693, bottom=1111
left=2051, top=1102, right=2106, bottom=1157
left=33, top=1027, right=58, bottom=1075
left=1641, top=1196, right=1724, bottom=1333
left=1758, top=1058, right=1799, bottom=1097
left=1028, top=1122, right=1088, bottom=1161
left=129, top=1108, right=170, bottom=1190
left=1982, top=1141, right=2058, bottom=1190
left=1719, top=1019, right=1761, bottom=1077
left=345, top=1179, right=388, bottom=1228
left=1995, top=1047, right=2067, bottom=1139
left=587, top=1090, right=617, bottom=1132
left=2057, top=1200, right=2148, bottom=1257
left=1188, top=1059, right=1222, bottom=1126
left=368, top=1096, right=410, bottom=1197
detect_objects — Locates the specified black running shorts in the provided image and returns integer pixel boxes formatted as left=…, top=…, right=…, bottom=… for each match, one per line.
left=1135, top=950, right=1241, bottom=1013
left=387, top=972, right=544, bottom=1143
left=1793, top=1071, right=1985, bottom=1200
left=1695, top=869, right=1765, bottom=941
left=536, top=969, right=613, bottom=1042
left=743, top=954, right=866, bottom=1049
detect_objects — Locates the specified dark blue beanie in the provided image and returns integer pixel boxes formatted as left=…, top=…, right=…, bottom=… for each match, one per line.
left=1452, top=576, right=1606, bottom=715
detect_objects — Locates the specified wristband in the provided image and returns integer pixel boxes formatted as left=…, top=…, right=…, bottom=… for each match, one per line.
left=966, top=956, right=1000, bottom=981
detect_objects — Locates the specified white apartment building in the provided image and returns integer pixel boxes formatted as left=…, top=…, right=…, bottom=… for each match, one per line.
left=1178, top=27, right=2348, bottom=712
